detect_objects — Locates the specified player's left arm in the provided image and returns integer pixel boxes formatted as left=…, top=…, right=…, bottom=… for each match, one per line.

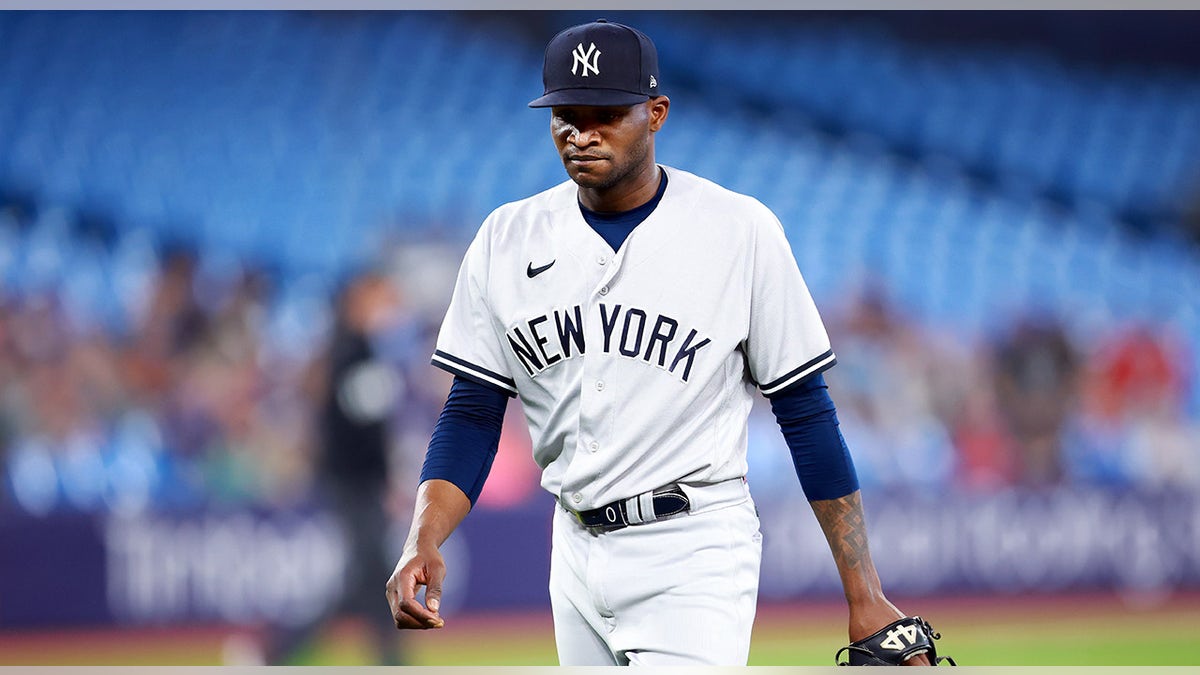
left=809, top=492, right=931, bottom=666
left=768, top=376, right=931, bottom=665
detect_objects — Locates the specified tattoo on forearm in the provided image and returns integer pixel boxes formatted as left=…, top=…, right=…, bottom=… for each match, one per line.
left=811, top=491, right=871, bottom=574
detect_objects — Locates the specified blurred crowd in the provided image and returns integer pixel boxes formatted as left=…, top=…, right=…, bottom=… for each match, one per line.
left=0, top=207, right=453, bottom=519
left=1, top=204, right=1198, bottom=521
left=749, top=282, right=1199, bottom=496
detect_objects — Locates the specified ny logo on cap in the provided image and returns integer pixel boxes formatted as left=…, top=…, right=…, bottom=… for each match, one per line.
left=571, top=42, right=601, bottom=77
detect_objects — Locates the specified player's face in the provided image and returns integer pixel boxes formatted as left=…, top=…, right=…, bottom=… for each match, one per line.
left=550, top=98, right=669, bottom=199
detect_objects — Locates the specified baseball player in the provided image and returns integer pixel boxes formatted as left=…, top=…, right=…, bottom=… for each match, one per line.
left=386, top=19, right=933, bottom=666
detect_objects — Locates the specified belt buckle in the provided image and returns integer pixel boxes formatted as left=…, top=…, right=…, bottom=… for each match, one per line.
left=580, top=516, right=623, bottom=534
left=569, top=500, right=629, bottom=534
left=570, top=507, right=598, bottom=531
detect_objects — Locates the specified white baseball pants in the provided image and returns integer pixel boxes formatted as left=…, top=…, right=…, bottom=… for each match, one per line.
left=549, top=479, right=763, bottom=666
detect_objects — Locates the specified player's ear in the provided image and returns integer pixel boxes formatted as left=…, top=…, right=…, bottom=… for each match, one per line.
left=648, top=96, right=670, bottom=132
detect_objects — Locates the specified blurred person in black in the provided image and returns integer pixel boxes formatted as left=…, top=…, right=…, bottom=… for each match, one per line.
left=265, top=268, right=406, bottom=665
left=991, top=314, right=1082, bottom=486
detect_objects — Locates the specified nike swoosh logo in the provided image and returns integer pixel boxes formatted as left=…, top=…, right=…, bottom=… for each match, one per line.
left=527, top=260, right=555, bottom=278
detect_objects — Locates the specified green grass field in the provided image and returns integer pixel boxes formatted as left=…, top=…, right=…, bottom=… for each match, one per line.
left=2, top=592, right=1197, bottom=665
left=399, top=593, right=1200, bottom=666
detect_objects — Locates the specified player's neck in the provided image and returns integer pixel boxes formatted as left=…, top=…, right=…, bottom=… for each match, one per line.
left=578, top=163, right=661, bottom=213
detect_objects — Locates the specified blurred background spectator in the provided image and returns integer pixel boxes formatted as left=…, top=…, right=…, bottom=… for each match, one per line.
left=991, top=314, right=1082, bottom=486
left=261, top=269, right=407, bottom=665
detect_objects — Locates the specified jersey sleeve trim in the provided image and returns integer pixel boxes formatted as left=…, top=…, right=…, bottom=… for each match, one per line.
left=759, top=349, right=837, bottom=397
left=431, top=350, right=519, bottom=398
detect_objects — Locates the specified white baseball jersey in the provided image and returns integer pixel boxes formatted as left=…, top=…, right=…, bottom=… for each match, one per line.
left=432, top=165, right=835, bottom=511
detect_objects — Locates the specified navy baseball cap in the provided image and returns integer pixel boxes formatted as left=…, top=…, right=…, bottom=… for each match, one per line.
left=528, top=19, right=661, bottom=108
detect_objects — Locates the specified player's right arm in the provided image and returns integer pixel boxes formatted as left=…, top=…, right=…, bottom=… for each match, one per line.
left=387, top=375, right=510, bottom=630
left=386, top=478, right=471, bottom=629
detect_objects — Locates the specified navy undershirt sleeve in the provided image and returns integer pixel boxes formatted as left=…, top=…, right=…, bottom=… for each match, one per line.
left=419, top=375, right=509, bottom=506
left=767, top=373, right=860, bottom=501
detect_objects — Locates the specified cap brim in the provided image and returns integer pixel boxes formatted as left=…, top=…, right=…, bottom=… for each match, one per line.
left=528, top=88, right=650, bottom=108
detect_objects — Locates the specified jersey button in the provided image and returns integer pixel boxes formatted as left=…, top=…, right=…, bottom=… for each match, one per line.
left=599, top=286, right=609, bottom=296
left=572, top=493, right=583, bottom=504
left=597, top=255, right=608, bottom=265
left=595, top=380, right=605, bottom=391
left=589, top=441, right=599, bottom=452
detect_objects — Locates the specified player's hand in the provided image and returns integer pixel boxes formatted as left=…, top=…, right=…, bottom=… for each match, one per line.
left=385, top=544, right=447, bottom=630
left=848, top=597, right=932, bottom=666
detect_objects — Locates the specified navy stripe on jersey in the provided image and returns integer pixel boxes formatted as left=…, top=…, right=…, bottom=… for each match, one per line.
left=431, top=350, right=518, bottom=397
left=759, top=349, right=837, bottom=396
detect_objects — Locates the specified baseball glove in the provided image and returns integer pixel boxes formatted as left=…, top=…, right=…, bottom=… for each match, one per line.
left=836, top=616, right=956, bottom=666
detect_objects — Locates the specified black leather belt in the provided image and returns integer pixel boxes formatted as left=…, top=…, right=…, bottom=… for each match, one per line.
left=573, top=484, right=691, bottom=532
